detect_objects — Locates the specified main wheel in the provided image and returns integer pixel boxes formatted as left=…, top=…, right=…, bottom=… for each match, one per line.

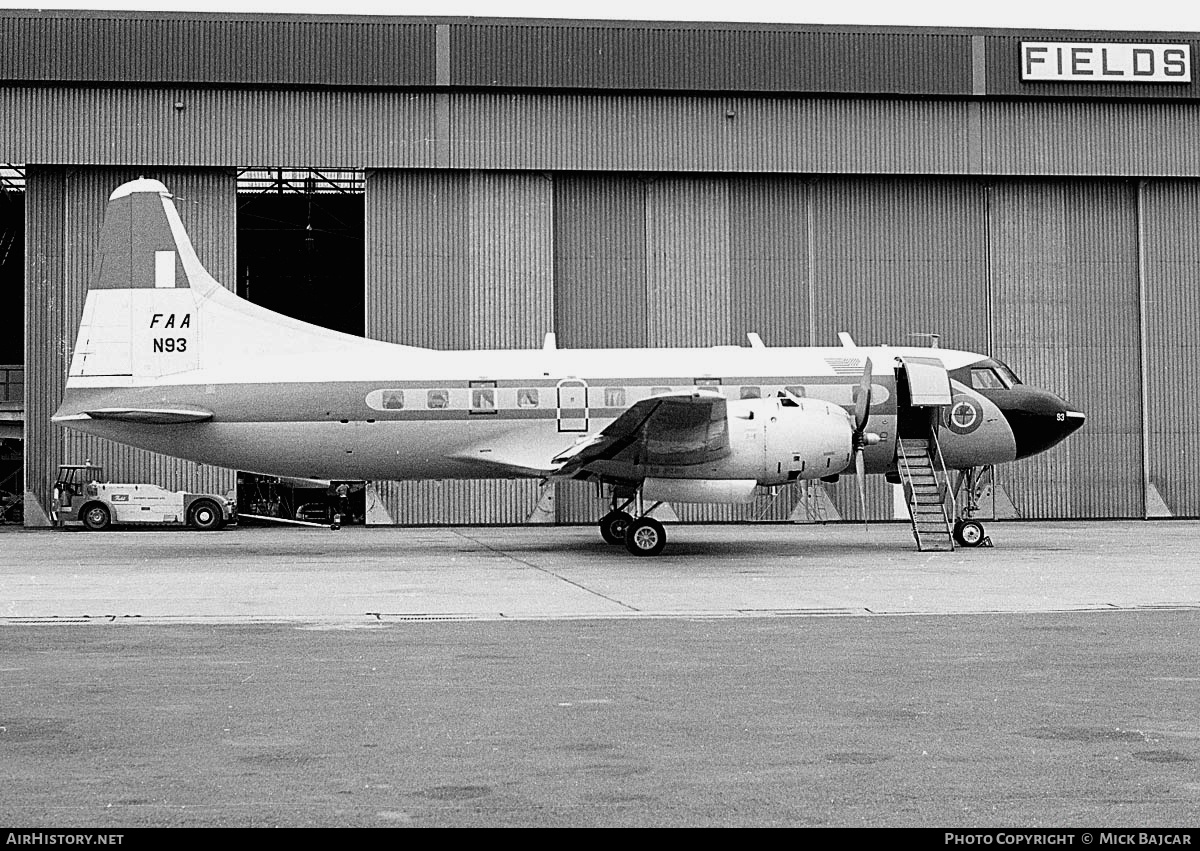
left=188, top=499, right=223, bottom=531
left=954, top=519, right=986, bottom=547
left=624, top=517, right=667, bottom=557
left=599, top=510, right=633, bottom=545
left=82, top=504, right=111, bottom=531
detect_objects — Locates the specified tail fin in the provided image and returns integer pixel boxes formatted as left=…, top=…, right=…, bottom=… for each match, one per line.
left=69, top=179, right=217, bottom=381
left=92, top=178, right=217, bottom=294
left=63, top=179, right=425, bottom=395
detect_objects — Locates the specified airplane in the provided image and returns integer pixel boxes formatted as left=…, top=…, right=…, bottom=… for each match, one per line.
left=51, top=178, right=1086, bottom=555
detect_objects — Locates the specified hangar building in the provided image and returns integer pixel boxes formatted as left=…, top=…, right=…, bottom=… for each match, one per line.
left=3, top=9, right=1199, bottom=526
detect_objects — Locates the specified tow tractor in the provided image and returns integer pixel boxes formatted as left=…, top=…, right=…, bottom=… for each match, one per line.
left=52, top=463, right=237, bottom=531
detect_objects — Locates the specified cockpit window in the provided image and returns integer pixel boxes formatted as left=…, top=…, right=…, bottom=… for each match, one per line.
left=970, top=368, right=1006, bottom=390
left=970, top=359, right=1021, bottom=389
left=993, top=361, right=1021, bottom=386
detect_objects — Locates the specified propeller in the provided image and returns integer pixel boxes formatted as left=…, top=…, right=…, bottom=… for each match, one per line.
left=851, top=358, right=882, bottom=525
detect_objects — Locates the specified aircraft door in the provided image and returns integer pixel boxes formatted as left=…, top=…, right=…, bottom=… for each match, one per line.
left=557, top=379, right=589, bottom=432
left=895, top=356, right=952, bottom=439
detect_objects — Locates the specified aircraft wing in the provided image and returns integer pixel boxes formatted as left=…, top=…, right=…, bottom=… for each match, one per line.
left=554, top=391, right=731, bottom=477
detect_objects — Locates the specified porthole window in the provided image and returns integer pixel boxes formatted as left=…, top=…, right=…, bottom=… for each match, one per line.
left=427, top=389, right=449, bottom=409
left=517, top=388, right=539, bottom=408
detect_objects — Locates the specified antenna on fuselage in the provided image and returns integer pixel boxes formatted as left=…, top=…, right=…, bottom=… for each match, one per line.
left=837, top=332, right=857, bottom=348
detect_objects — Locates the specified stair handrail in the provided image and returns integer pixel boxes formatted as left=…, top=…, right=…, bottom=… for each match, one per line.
left=896, top=438, right=915, bottom=504
left=927, top=425, right=955, bottom=524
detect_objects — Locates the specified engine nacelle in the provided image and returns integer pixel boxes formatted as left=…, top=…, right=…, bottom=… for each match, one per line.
left=641, top=397, right=854, bottom=487
left=735, top=397, right=855, bottom=485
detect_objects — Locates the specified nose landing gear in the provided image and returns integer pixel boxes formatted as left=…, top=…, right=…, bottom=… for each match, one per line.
left=952, top=518, right=989, bottom=548
left=952, top=466, right=994, bottom=548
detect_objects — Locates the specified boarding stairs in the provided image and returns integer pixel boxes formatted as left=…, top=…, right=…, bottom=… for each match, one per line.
left=897, top=437, right=955, bottom=552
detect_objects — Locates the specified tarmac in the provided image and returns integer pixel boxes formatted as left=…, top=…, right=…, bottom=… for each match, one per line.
left=1, top=520, right=1197, bottom=624
left=1, top=521, right=1198, bottom=828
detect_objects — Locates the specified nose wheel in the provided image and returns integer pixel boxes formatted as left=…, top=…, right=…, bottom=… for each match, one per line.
left=952, top=518, right=990, bottom=548
left=950, top=466, right=995, bottom=549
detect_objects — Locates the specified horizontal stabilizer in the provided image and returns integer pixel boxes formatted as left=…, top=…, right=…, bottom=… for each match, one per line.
left=82, top=408, right=214, bottom=425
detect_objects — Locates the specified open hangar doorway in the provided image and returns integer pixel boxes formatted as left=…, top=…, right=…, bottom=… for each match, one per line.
left=0, top=167, right=24, bottom=524
left=234, top=168, right=366, bottom=526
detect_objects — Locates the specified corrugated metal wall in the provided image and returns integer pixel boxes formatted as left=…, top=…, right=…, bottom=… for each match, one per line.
left=553, top=175, right=649, bottom=349
left=0, top=12, right=435, bottom=86
left=24, top=167, right=238, bottom=520
left=10, top=87, right=1200, bottom=178
left=810, top=178, right=991, bottom=521
left=988, top=180, right=1142, bottom=518
left=364, top=170, right=552, bottom=524
left=449, top=94, right=976, bottom=174
left=8, top=12, right=1200, bottom=106
left=981, top=100, right=1200, bottom=177
left=0, top=87, right=438, bottom=168
left=451, top=23, right=972, bottom=94
left=1140, top=179, right=1200, bottom=516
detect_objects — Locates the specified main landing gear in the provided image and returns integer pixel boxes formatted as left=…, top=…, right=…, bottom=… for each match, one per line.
left=598, top=493, right=668, bottom=556
left=951, top=466, right=993, bottom=549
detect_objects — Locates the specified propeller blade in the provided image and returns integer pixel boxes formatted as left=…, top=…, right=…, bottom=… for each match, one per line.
left=854, top=358, right=873, bottom=433
left=855, top=448, right=868, bottom=528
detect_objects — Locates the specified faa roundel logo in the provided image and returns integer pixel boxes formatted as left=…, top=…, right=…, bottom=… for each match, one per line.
left=944, top=394, right=984, bottom=435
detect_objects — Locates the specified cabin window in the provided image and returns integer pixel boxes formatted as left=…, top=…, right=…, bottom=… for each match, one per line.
left=517, top=388, right=539, bottom=408
left=471, top=388, right=496, bottom=413
left=427, top=389, right=449, bottom=409
left=381, top=390, right=405, bottom=410
left=739, top=386, right=761, bottom=399
left=970, top=368, right=1005, bottom=390
left=604, top=387, right=626, bottom=407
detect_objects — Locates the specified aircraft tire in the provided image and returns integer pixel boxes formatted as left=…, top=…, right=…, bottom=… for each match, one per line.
left=624, top=517, right=667, bottom=557
left=82, top=503, right=111, bottom=531
left=599, top=511, right=633, bottom=545
left=188, top=499, right=223, bottom=531
left=954, top=519, right=985, bottom=548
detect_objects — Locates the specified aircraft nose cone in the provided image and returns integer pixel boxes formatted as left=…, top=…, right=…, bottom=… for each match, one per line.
left=996, top=389, right=1085, bottom=460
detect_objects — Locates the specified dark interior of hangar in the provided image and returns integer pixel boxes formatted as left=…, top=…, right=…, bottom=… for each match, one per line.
left=234, top=172, right=366, bottom=523
left=236, top=183, right=364, bottom=337
left=0, top=190, right=22, bottom=366
left=0, top=187, right=24, bottom=518
left=237, top=474, right=366, bottom=528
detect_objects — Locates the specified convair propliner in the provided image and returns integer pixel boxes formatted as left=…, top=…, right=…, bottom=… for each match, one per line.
left=52, top=179, right=1085, bottom=555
